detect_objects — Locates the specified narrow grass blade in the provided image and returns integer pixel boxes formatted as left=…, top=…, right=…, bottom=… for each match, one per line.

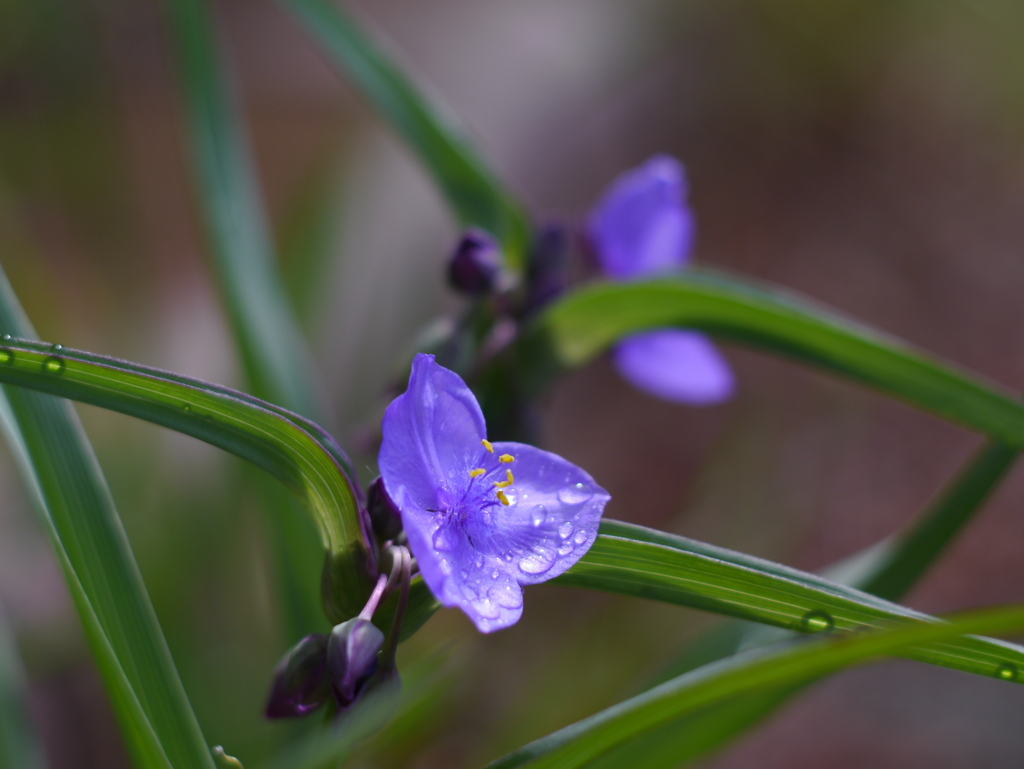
left=483, top=606, right=1024, bottom=769
left=0, top=273, right=209, bottom=768
left=521, top=271, right=1024, bottom=444
left=555, top=524, right=1024, bottom=682
left=0, top=601, right=46, bottom=769
left=165, top=0, right=331, bottom=637
left=165, top=0, right=321, bottom=419
left=0, top=337, right=373, bottom=622
left=587, top=439, right=1021, bottom=768
left=276, top=0, right=531, bottom=271
left=849, top=441, right=1018, bottom=598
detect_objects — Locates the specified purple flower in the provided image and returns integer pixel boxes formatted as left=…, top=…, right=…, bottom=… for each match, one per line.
left=379, top=354, right=610, bottom=632
left=588, top=155, right=734, bottom=404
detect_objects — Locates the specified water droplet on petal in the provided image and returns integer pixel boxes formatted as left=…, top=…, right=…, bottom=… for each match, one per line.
left=460, top=569, right=469, bottom=579
left=439, top=559, right=452, bottom=575
left=42, top=356, right=64, bottom=375
left=574, top=530, right=588, bottom=545
left=472, top=597, right=500, bottom=619
left=558, top=521, right=574, bottom=539
left=996, top=663, right=1018, bottom=682
left=432, top=527, right=458, bottom=552
left=519, top=548, right=556, bottom=575
left=489, top=583, right=522, bottom=609
left=558, top=483, right=593, bottom=505
left=558, top=541, right=573, bottom=555
left=504, top=553, right=513, bottom=562
left=531, top=506, right=547, bottom=527
left=799, top=610, right=833, bottom=633
left=490, top=569, right=500, bottom=580
left=475, top=553, right=485, bottom=568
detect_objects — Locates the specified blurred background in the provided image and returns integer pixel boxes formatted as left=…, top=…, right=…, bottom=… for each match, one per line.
left=2, top=0, right=1024, bottom=766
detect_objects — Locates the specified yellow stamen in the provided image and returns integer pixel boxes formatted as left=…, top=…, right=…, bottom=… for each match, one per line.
left=505, top=469, right=514, bottom=485
left=496, top=489, right=510, bottom=506
left=469, top=468, right=486, bottom=478
left=481, top=439, right=494, bottom=453
left=498, top=453, right=515, bottom=464
left=493, top=479, right=512, bottom=488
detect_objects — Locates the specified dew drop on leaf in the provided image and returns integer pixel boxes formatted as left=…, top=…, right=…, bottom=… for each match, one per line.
left=799, top=610, right=833, bottom=633
left=42, top=356, right=65, bottom=375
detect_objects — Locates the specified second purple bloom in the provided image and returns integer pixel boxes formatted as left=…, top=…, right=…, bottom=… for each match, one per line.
left=589, top=155, right=734, bottom=404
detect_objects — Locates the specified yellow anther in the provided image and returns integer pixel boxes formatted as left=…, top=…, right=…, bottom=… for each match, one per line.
left=498, top=454, right=515, bottom=464
left=496, top=489, right=510, bottom=506
left=493, top=479, right=512, bottom=489
left=481, top=439, right=494, bottom=453
left=469, top=468, right=486, bottom=478
left=505, top=469, right=514, bottom=485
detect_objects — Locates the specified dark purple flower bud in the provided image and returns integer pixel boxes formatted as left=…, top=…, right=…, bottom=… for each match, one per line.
left=265, top=634, right=331, bottom=718
left=526, top=222, right=570, bottom=312
left=447, top=229, right=501, bottom=295
left=327, top=617, right=385, bottom=707
left=367, top=477, right=403, bottom=542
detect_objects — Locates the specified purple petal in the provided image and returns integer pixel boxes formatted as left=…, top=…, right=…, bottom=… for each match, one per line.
left=489, top=443, right=609, bottom=584
left=613, top=329, right=734, bottom=404
left=394, top=443, right=609, bottom=633
left=380, top=354, right=487, bottom=512
left=588, top=155, right=695, bottom=280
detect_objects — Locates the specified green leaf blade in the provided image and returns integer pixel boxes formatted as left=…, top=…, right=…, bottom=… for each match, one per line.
left=485, top=606, right=1024, bottom=769
left=0, top=275, right=210, bottom=768
left=166, top=0, right=321, bottom=419
left=0, top=338, right=373, bottom=622
left=277, top=0, right=531, bottom=271
left=555, top=523, right=1024, bottom=682
left=524, top=272, right=1024, bottom=444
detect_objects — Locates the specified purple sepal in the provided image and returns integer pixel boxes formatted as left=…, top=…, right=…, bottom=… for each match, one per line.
left=327, top=618, right=385, bottom=707
left=587, top=155, right=694, bottom=280
left=264, top=634, right=331, bottom=719
left=380, top=354, right=610, bottom=633
left=614, top=329, right=734, bottom=404
left=448, top=229, right=501, bottom=295
left=367, top=477, right=403, bottom=542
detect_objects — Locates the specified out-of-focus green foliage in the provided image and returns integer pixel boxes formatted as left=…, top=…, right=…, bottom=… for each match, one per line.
left=276, top=0, right=531, bottom=273
left=0, top=600, right=46, bottom=769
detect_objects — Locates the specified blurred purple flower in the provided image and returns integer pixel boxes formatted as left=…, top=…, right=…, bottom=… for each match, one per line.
left=379, top=354, right=610, bottom=632
left=589, top=155, right=734, bottom=404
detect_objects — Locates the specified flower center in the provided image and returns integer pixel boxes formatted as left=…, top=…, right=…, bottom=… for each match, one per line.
left=469, top=439, right=515, bottom=505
